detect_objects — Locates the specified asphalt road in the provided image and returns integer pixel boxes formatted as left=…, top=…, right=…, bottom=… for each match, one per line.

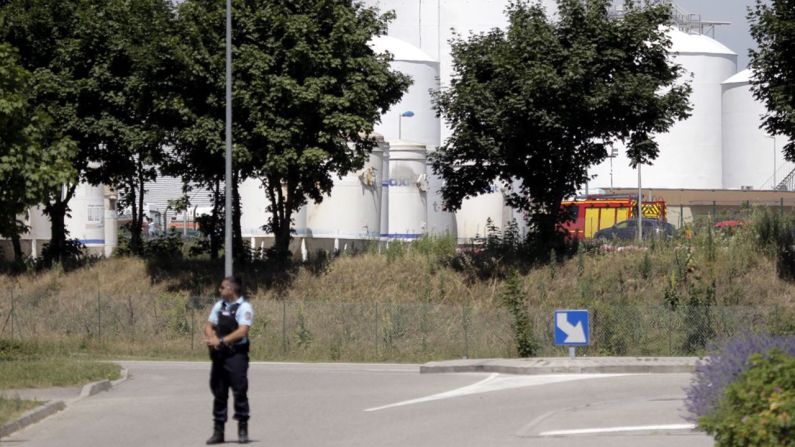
left=3, top=361, right=713, bottom=447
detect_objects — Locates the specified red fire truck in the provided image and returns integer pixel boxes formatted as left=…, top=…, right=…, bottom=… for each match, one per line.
left=560, top=196, right=667, bottom=240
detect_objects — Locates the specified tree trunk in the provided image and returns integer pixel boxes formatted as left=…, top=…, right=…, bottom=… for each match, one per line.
left=128, top=178, right=143, bottom=255
left=43, top=184, right=75, bottom=266
left=11, top=233, right=23, bottom=264
left=266, top=176, right=291, bottom=261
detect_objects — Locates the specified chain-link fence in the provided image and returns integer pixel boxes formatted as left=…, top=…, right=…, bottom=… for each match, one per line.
left=0, top=289, right=792, bottom=361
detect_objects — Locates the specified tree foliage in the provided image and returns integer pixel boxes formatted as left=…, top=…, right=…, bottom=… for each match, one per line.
left=432, top=0, right=691, bottom=246
left=239, top=0, right=410, bottom=257
left=749, top=0, right=795, bottom=160
left=0, top=42, right=76, bottom=262
left=1, top=0, right=109, bottom=263
left=80, top=0, right=181, bottom=254
left=1, top=0, right=183, bottom=259
left=171, top=0, right=249, bottom=261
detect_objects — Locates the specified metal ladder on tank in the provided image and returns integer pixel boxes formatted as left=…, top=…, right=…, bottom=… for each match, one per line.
left=775, top=168, right=795, bottom=191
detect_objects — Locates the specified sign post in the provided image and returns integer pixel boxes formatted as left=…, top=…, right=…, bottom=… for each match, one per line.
left=554, top=310, right=590, bottom=358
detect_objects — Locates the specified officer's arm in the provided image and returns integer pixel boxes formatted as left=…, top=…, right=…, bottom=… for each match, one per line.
left=219, top=324, right=249, bottom=345
left=204, top=322, right=221, bottom=347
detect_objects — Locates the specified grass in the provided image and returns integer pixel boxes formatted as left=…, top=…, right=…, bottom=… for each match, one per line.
left=0, top=396, right=40, bottom=426
left=0, top=359, right=120, bottom=390
left=1, top=209, right=794, bottom=361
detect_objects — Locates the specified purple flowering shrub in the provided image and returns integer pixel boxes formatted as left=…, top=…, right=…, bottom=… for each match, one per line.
left=684, top=333, right=795, bottom=421
left=700, top=350, right=795, bottom=446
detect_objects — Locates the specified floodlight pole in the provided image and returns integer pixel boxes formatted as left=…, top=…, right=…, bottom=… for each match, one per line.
left=224, top=0, right=233, bottom=276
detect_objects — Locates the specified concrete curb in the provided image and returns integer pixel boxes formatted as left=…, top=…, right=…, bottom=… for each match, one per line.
left=0, top=366, right=128, bottom=440
left=420, top=357, right=700, bottom=375
left=0, top=400, right=66, bottom=439
left=72, top=367, right=128, bottom=403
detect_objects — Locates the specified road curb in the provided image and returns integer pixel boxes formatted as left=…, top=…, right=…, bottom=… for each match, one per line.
left=0, top=366, right=128, bottom=440
left=420, top=358, right=699, bottom=375
left=0, top=400, right=66, bottom=439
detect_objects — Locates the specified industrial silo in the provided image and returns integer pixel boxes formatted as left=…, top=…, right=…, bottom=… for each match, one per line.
left=366, top=1, right=555, bottom=238
left=103, top=186, right=118, bottom=257
left=307, top=137, right=387, bottom=240
left=239, top=178, right=309, bottom=248
left=588, top=29, right=737, bottom=190
left=722, top=69, right=793, bottom=190
left=386, top=140, right=428, bottom=238
left=67, top=183, right=107, bottom=252
left=369, top=35, right=457, bottom=237
left=455, top=186, right=508, bottom=242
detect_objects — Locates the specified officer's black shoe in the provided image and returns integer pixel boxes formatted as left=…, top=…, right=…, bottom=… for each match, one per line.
left=206, top=422, right=224, bottom=445
left=238, top=421, right=249, bottom=444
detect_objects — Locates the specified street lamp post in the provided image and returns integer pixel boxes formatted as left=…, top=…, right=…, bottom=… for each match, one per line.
left=609, top=147, right=618, bottom=189
left=224, top=0, right=233, bottom=276
left=399, top=111, right=414, bottom=140
left=767, top=135, right=777, bottom=189
left=637, top=162, right=643, bottom=243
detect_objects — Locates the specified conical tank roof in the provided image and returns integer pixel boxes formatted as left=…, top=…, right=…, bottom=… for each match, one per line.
left=369, top=36, right=436, bottom=63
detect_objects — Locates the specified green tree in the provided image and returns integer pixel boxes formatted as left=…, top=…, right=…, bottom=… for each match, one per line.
left=171, top=0, right=248, bottom=261
left=749, top=0, right=795, bottom=160
left=80, top=0, right=181, bottom=254
left=0, top=43, right=76, bottom=263
left=1, top=0, right=181, bottom=259
left=432, top=0, right=691, bottom=249
left=233, top=0, right=409, bottom=258
left=1, top=0, right=109, bottom=263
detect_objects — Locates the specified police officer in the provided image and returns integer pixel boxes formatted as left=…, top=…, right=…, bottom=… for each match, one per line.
left=204, top=276, right=254, bottom=444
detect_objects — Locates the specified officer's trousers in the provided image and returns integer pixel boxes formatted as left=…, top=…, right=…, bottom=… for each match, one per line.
left=209, top=345, right=250, bottom=423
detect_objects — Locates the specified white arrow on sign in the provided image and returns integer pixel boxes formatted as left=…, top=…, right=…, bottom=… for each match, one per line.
left=556, top=313, right=586, bottom=343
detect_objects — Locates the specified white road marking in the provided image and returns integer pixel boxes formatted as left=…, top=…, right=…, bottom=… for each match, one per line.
left=365, top=373, right=628, bottom=412
left=539, top=423, right=697, bottom=436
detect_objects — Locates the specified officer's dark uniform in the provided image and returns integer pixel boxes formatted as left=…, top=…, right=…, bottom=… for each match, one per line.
left=207, top=297, right=253, bottom=444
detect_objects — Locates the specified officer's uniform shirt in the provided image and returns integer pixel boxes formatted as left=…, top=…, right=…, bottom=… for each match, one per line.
left=208, top=297, right=254, bottom=345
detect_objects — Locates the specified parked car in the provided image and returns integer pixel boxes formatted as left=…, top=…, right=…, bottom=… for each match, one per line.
left=594, top=218, right=675, bottom=241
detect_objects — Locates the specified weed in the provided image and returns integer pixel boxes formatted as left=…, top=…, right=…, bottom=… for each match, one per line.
left=295, top=304, right=312, bottom=349
left=639, top=252, right=652, bottom=280
left=500, top=271, right=538, bottom=357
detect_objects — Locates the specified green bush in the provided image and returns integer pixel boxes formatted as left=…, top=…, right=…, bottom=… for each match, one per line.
left=700, top=349, right=795, bottom=446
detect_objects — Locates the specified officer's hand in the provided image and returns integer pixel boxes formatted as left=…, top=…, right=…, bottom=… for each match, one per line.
left=207, top=335, right=222, bottom=349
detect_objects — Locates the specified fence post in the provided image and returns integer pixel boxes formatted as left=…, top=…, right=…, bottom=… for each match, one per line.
left=282, top=300, right=287, bottom=354
left=128, top=296, right=135, bottom=343
left=10, top=287, right=15, bottom=340
left=781, top=197, right=785, bottom=216
left=190, top=308, right=195, bottom=351
left=668, top=307, right=673, bottom=356
left=679, top=204, right=684, bottom=228
left=374, top=302, right=379, bottom=358
left=462, top=303, right=470, bottom=359
left=97, top=289, right=101, bottom=342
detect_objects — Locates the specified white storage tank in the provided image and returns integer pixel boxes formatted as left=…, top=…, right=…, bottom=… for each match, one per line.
left=369, top=35, right=456, bottom=237
left=307, top=137, right=387, bottom=239
left=239, top=178, right=309, bottom=239
left=239, top=178, right=269, bottom=237
left=67, top=183, right=106, bottom=250
left=589, top=29, right=737, bottom=190
left=456, top=185, right=507, bottom=242
left=722, top=69, right=793, bottom=190
left=103, top=186, right=118, bottom=257
left=386, top=140, right=427, bottom=238
left=370, top=36, right=440, bottom=154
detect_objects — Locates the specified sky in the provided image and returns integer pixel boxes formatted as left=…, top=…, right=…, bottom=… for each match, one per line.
left=674, top=0, right=759, bottom=68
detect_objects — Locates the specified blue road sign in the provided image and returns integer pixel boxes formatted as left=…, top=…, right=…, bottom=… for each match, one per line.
left=554, top=310, right=590, bottom=346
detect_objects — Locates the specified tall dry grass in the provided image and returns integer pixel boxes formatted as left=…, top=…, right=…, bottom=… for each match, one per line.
left=2, top=215, right=795, bottom=361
